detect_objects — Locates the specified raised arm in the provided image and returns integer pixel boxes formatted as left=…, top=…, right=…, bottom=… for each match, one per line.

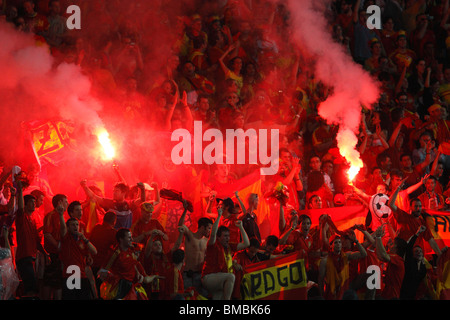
left=346, top=230, right=367, bottom=260
left=164, top=92, right=179, bottom=131
left=218, top=42, right=238, bottom=75
left=374, top=226, right=390, bottom=262
left=279, top=219, right=297, bottom=245
left=282, top=160, right=303, bottom=191
left=177, top=199, right=190, bottom=227
left=134, top=182, right=146, bottom=207
left=80, top=180, right=103, bottom=203
left=144, top=229, right=166, bottom=258
left=208, top=206, right=223, bottom=246
left=172, top=226, right=186, bottom=252
left=180, top=91, right=194, bottom=132
left=354, top=224, right=375, bottom=247
left=375, top=124, right=389, bottom=150
left=234, top=191, right=247, bottom=215
left=16, top=180, right=24, bottom=214
left=112, top=163, right=127, bottom=184
left=414, top=141, right=433, bottom=174
left=430, top=150, right=442, bottom=177
left=236, top=220, right=250, bottom=251
left=352, top=0, right=362, bottom=23
left=359, top=133, right=369, bottom=154
left=388, top=118, right=405, bottom=147
left=80, top=233, right=97, bottom=256
left=405, top=173, right=430, bottom=195
left=388, top=177, right=408, bottom=213
left=394, top=65, right=407, bottom=96
left=204, top=192, right=216, bottom=218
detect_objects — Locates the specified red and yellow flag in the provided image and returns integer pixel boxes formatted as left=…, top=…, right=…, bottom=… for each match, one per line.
left=241, top=252, right=307, bottom=300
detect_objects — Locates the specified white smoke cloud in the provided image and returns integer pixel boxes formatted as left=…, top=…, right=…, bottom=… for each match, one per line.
left=0, top=21, right=103, bottom=129
left=286, top=0, right=380, bottom=170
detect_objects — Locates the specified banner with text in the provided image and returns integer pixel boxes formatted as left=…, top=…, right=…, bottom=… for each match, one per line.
left=241, top=252, right=307, bottom=300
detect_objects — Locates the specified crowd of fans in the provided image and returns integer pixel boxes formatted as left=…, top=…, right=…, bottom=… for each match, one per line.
left=1, top=0, right=450, bottom=301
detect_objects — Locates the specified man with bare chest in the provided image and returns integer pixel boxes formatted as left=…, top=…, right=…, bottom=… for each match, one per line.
left=178, top=201, right=213, bottom=296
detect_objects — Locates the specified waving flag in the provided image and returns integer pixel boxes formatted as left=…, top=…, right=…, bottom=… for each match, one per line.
left=23, top=118, right=76, bottom=166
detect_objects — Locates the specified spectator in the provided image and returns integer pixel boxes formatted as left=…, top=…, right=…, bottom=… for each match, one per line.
left=80, top=180, right=146, bottom=230
left=218, top=197, right=241, bottom=245
left=379, top=16, right=397, bottom=57
left=132, top=200, right=168, bottom=246
left=374, top=225, right=407, bottom=300
left=318, top=232, right=367, bottom=300
left=98, top=228, right=156, bottom=300
left=418, top=175, right=445, bottom=210
left=277, top=148, right=303, bottom=210
left=176, top=61, right=215, bottom=101
left=14, top=181, right=48, bottom=298
left=407, top=59, right=427, bottom=108
left=161, top=248, right=194, bottom=300
left=352, top=0, right=380, bottom=65
left=400, top=225, right=432, bottom=300
left=42, top=193, right=69, bottom=300
left=88, top=211, right=117, bottom=296
left=235, top=191, right=261, bottom=243
left=58, top=210, right=97, bottom=300
left=389, top=179, right=442, bottom=257
left=412, top=131, right=437, bottom=169
left=232, top=238, right=262, bottom=299
left=43, top=0, right=66, bottom=48
left=409, top=13, right=436, bottom=58
left=306, top=170, right=334, bottom=208
left=22, top=0, right=49, bottom=36
left=2, top=0, right=450, bottom=302
left=389, top=30, right=417, bottom=73
left=201, top=206, right=250, bottom=300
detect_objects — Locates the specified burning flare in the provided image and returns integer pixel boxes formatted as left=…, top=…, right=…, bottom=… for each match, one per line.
left=95, top=127, right=115, bottom=160
left=347, top=165, right=361, bottom=183
left=337, top=128, right=363, bottom=183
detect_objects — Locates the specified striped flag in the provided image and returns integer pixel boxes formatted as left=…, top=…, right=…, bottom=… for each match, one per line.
left=241, top=251, right=307, bottom=300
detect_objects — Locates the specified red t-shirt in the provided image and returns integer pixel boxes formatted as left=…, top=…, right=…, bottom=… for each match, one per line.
left=231, top=249, right=260, bottom=299
left=59, top=233, right=89, bottom=278
left=219, top=215, right=241, bottom=244
left=110, top=248, right=145, bottom=282
left=143, top=252, right=172, bottom=295
left=393, top=208, right=433, bottom=248
left=15, top=209, right=41, bottom=261
left=89, top=223, right=117, bottom=269
left=202, top=242, right=238, bottom=277
left=381, top=254, right=405, bottom=300
left=132, top=219, right=165, bottom=245
left=43, top=210, right=69, bottom=254
left=358, top=248, right=380, bottom=275
left=161, top=265, right=184, bottom=300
